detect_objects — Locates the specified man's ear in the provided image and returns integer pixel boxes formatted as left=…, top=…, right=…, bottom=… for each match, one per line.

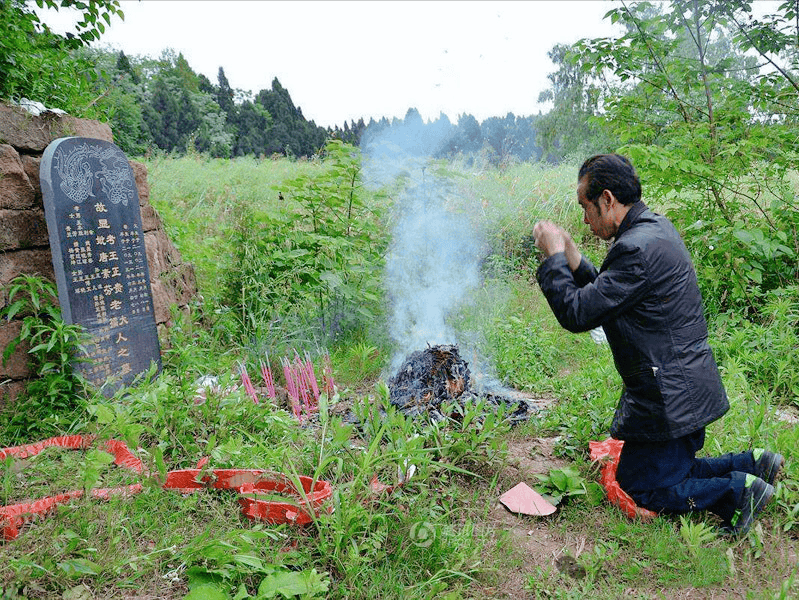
left=600, top=189, right=615, bottom=208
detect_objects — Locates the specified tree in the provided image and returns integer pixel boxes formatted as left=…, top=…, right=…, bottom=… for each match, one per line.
left=231, top=100, right=271, bottom=157
left=570, top=0, right=798, bottom=315
left=0, top=0, right=123, bottom=113
left=216, top=66, right=235, bottom=116
left=255, top=77, right=328, bottom=156
left=144, top=77, right=181, bottom=151
left=448, top=113, right=482, bottom=155
left=536, top=43, right=615, bottom=162
left=194, top=92, right=235, bottom=157
left=115, top=50, right=139, bottom=84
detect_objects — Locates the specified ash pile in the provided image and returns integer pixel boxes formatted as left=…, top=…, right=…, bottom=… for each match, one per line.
left=387, top=344, right=538, bottom=423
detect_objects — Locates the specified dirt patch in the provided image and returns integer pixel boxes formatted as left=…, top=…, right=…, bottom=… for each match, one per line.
left=472, top=436, right=584, bottom=599
left=470, top=435, right=799, bottom=599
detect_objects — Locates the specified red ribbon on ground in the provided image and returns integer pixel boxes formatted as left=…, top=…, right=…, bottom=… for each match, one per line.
left=0, top=435, right=332, bottom=540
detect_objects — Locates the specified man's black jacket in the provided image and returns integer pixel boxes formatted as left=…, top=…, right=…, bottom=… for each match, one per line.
left=536, top=201, right=729, bottom=442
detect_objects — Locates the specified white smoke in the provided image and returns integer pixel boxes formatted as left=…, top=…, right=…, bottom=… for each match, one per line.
left=361, top=120, right=486, bottom=373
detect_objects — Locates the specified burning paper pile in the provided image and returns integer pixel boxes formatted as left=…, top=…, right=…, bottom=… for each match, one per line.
left=387, top=344, right=536, bottom=423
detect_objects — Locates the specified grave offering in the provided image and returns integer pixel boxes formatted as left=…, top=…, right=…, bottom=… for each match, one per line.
left=40, top=137, right=161, bottom=395
left=387, top=344, right=538, bottom=422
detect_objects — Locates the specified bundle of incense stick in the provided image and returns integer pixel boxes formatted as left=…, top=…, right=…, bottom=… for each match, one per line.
left=322, top=351, right=336, bottom=397
left=281, top=351, right=322, bottom=423
left=300, top=351, right=320, bottom=404
left=240, top=352, right=329, bottom=421
left=259, top=355, right=277, bottom=399
left=239, top=363, right=259, bottom=404
left=281, top=356, right=303, bottom=421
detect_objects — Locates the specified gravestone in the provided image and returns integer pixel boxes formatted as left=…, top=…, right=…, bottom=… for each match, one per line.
left=40, top=137, right=161, bottom=395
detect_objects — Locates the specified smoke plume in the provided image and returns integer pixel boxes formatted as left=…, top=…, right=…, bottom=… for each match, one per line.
left=360, top=120, right=487, bottom=374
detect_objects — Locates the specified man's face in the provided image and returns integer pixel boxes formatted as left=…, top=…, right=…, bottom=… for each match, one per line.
left=577, top=177, right=616, bottom=240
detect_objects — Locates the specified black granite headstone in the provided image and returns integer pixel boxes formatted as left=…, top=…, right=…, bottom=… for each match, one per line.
left=40, top=137, right=161, bottom=395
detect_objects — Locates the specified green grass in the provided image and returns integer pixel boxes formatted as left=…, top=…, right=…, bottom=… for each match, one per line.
left=1, top=153, right=797, bottom=599
left=145, top=154, right=322, bottom=304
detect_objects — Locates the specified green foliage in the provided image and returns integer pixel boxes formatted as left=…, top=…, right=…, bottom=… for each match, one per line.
left=0, top=275, right=89, bottom=444
left=0, top=0, right=123, bottom=113
left=711, top=286, right=799, bottom=406
left=180, top=528, right=328, bottom=599
left=566, top=0, right=799, bottom=317
left=679, top=515, right=717, bottom=557
left=221, top=140, right=386, bottom=344
left=536, top=43, right=616, bottom=161
left=303, top=389, right=488, bottom=597
left=329, top=339, right=386, bottom=389
left=1, top=150, right=799, bottom=598
left=534, top=466, right=604, bottom=506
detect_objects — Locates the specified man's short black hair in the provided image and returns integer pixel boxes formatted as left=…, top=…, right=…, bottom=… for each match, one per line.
left=578, top=154, right=642, bottom=206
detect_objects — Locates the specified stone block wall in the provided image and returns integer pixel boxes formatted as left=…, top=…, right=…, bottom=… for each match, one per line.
left=0, top=102, right=197, bottom=402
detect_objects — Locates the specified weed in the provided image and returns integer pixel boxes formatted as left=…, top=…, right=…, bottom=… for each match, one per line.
left=535, top=466, right=604, bottom=507
left=679, top=514, right=717, bottom=557
left=0, top=154, right=795, bottom=599
left=220, top=140, right=387, bottom=345
left=0, top=275, right=91, bottom=444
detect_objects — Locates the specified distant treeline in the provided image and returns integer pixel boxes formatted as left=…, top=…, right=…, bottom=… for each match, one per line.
left=94, top=48, right=546, bottom=162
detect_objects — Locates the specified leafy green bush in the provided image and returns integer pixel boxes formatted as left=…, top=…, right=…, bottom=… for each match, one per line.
left=711, top=286, right=799, bottom=407
left=0, top=275, right=90, bottom=444
left=672, top=204, right=799, bottom=319
left=221, top=140, right=387, bottom=345
left=0, top=0, right=123, bottom=114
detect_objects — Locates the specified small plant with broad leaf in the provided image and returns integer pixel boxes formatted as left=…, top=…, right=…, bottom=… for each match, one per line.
left=0, top=275, right=90, bottom=443
left=534, top=466, right=604, bottom=507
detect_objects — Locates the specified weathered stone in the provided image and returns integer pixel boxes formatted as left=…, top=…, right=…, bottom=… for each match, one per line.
left=0, top=248, right=56, bottom=304
left=173, top=262, right=197, bottom=306
left=0, top=144, right=36, bottom=209
left=130, top=160, right=150, bottom=206
left=0, top=320, right=31, bottom=379
left=144, top=229, right=197, bottom=317
left=20, top=154, right=42, bottom=205
left=0, top=102, right=112, bottom=153
left=140, top=203, right=159, bottom=233
left=0, top=208, right=49, bottom=250
left=148, top=278, right=172, bottom=325
left=144, top=228, right=171, bottom=276
left=0, top=380, right=26, bottom=405
left=143, top=229, right=197, bottom=324
left=1, top=107, right=199, bottom=398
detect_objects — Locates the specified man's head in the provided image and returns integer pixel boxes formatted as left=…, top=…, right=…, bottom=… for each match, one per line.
left=578, top=154, right=642, bottom=206
left=577, top=154, right=641, bottom=240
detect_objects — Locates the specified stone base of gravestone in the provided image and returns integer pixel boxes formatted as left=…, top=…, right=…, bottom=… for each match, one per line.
left=0, top=101, right=198, bottom=403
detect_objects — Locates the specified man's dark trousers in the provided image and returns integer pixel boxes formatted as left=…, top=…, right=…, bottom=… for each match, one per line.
left=616, top=429, right=754, bottom=523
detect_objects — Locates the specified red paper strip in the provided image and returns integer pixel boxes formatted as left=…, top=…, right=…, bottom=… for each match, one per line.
left=0, top=435, right=332, bottom=539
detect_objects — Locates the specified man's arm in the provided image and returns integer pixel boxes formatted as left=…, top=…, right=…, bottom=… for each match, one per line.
left=537, top=240, right=651, bottom=333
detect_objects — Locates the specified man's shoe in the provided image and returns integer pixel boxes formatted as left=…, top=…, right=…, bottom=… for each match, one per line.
left=721, top=474, right=775, bottom=537
left=753, top=449, right=784, bottom=486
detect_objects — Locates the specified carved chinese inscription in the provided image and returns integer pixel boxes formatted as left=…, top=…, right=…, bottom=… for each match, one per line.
left=40, top=137, right=161, bottom=395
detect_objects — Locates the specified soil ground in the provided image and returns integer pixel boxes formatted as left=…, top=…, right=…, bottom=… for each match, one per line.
left=477, top=436, right=575, bottom=599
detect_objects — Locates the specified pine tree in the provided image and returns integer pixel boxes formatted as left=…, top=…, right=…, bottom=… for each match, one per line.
left=216, top=66, right=235, bottom=116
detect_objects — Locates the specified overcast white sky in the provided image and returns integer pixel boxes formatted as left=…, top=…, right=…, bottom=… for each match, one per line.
left=42, top=1, right=624, bottom=128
